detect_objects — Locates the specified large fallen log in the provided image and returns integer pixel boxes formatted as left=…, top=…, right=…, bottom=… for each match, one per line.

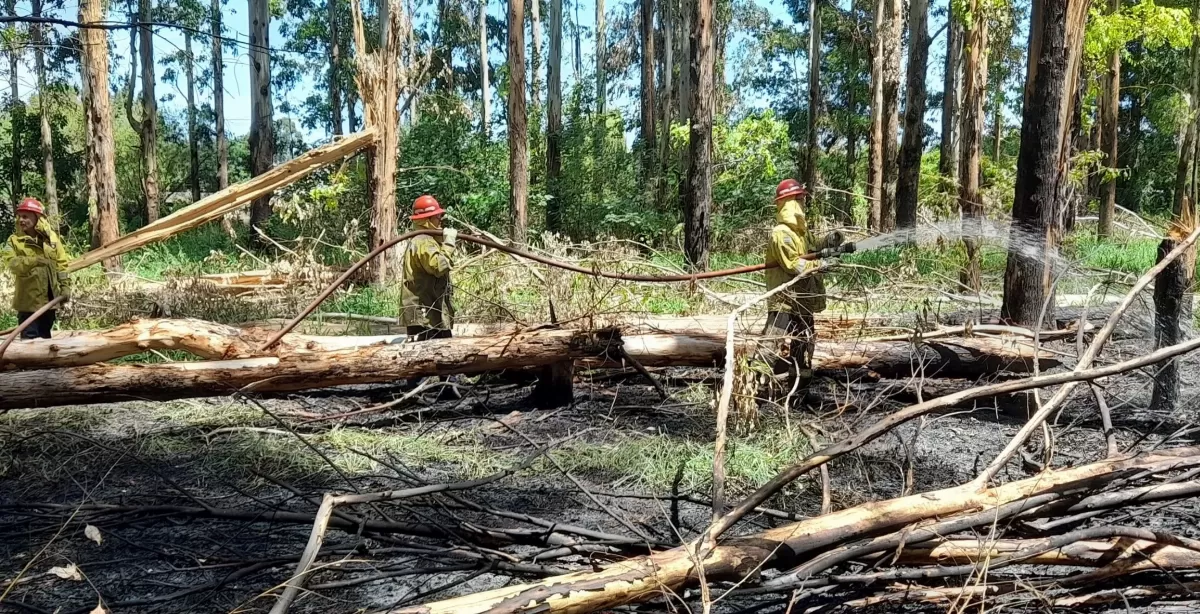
left=3, top=320, right=1058, bottom=380
left=384, top=446, right=1200, bottom=614
left=0, top=329, right=619, bottom=409
left=67, top=130, right=377, bottom=272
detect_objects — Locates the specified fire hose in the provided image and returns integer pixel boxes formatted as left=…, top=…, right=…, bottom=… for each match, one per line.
left=259, top=229, right=856, bottom=351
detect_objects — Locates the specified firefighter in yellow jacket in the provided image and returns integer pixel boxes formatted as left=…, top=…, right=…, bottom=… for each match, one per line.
left=2, top=198, right=71, bottom=339
left=763, top=180, right=843, bottom=388
left=400, top=195, right=456, bottom=341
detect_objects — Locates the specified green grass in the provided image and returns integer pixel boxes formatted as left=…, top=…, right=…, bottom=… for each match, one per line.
left=1064, top=234, right=1159, bottom=274
left=119, top=224, right=248, bottom=280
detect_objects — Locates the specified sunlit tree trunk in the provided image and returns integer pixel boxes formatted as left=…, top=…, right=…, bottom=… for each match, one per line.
left=640, top=0, right=657, bottom=181
left=185, top=32, right=200, bottom=204
left=1098, top=0, right=1120, bottom=237
left=841, top=44, right=859, bottom=225
left=804, top=0, right=822, bottom=210
left=895, top=0, right=929, bottom=230
left=32, top=0, right=57, bottom=221
left=1175, top=27, right=1200, bottom=217
left=880, top=0, right=901, bottom=231
left=867, top=0, right=885, bottom=230
left=480, top=0, right=490, bottom=133
left=1002, top=0, right=1092, bottom=325
left=137, top=0, right=159, bottom=223
left=683, top=0, right=713, bottom=269
left=508, top=0, right=529, bottom=243
left=993, top=91, right=1003, bottom=161
left=959, top=0, right=988, bottom=292
left=212, top=0, right=233, bottom=235
left=939, top=0, right=961, bottom=185
left=531, top=0, right=543, bottom=112
left=547, top=0, right=563, bottom=232
left=330, top=0, right=343, bottom=135
left=81, top=0, right=121, bottom=271
left=249, top=0, right=276, bottom=242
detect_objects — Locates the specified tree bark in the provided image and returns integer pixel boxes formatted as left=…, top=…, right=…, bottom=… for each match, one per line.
left=81, top=0, right=122, bottom=272
left=939, top=0, right=961, bottom=184
left=137, top=0, right=159, bottom=223
left=1097, top=0, right=1119, bottom=238
left=32, top=0, right=57, bottom=221
left=480, top=0, right=491, bottom=133
left=1002, top=0, right=1092, bottom=326
left=7, top=0, right=21, bottom=207
left=992, top=87, right=1003, bottom=161
left=895, top=0, right=929, bottom=230
left=330, top=0, right=344, bottom=135
left=249, top=0, right=276, bottom=242
left=867, top=0, right=885, bottom=230
left=959, top=3, right=988, bottom=292
left=0, top=329, right=621, bottom=409
left=657, top=0, right=674, bottom=207
left=681, top=0, right=713, bottom=270
left=640, top=0, right=657, bottom=180
left=531, top=0, right=542, bottom=111
left=1173, top=3, right=1199, bottom=217
left=596, top=0, right=606, bottom=113
left=678, top=0, right=691, bottom=122
left=546, top=0, right=563, bottom=231
left=386, top=447, right=1200, bottom=614
left=508, top=0, right=529, bottom=243
left=212, top=0, right=234, bottom=236
left=1151, top=237, right=1190, bottom=414
left=185, top=32, right=201, bottom=204
left=880, top=0, right=901, bottom=232
left=840, top=42, right=859, bottom=225
left=804, top=0, right=822, bottom=209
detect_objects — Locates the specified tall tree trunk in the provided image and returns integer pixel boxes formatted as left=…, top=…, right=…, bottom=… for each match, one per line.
left=939, top=0, right=961, bottom=184
left=213, top=0, right=233, bottom=236
left=880, top=0, right=901, bottom=231
left=508, top=0, right=529, bottom=243
left=531, top=0, right=543, bottom=111
left=186, top=32, right=201, bottom=203
left=596, top=0, right=606, bottom=113
left=480, top=0, right=490, bottom=133
left=249, top=0, right=275, bottom=242
left=867, top=0, right=885, bottom=230
left=330, top=0, right=344, bottom=135
left=347, top=87, right=359, bottom=130
left=895, top=0, right=929, bottom=230
left=640, top=0, right=657, bottom=180
left=81, top=0, right=121, bottom=271
left=992, top=90, right=1003, bottom=161
left=842, top=44, right=859, bottom=225
left=1098, top=0, right=1120, bottom=237
left=657, top=0, right=675, bottom=207
left=435, top=0, right=453, bottom=92
left=959, top=3, right=988, bottom=292
left=138, top=0, right=159, bottom=223
left=804, top=0, right=822, bottom=210
left=547, top=0, right=563, bottom=232
left=32, top=0, right=57, bottom=221
left=1001, top=0, right=1092, bottom=326
left=573, top=0, right=581, bottom=80
left=683, top=0, right=713, bottom=269
left=7, top=0, right=20, bottom=206
left=678, top=0, right=692, bottom=122
left=1174, top=32, right=1199, bottom=217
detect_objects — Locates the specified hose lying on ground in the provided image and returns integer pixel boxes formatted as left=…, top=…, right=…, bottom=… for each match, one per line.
left=260, top=229, right=853, bottom=351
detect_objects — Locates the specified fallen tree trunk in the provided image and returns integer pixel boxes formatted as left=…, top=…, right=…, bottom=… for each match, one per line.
left=0, top=329, right=620, bottom=409
left=4, top=320, right=1058, bottom=380
left=384, top=446, right=1200, bottom=614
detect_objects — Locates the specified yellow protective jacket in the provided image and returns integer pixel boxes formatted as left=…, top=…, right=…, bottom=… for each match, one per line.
left=765, top=199, right=829, bottom=315
left=2, top=217, right=71, bottom=313
left=399, top=222, right=454, bottom=330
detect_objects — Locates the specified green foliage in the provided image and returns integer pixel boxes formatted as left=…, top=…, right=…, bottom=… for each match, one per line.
left=1084, top=0, right=1192, bottom=69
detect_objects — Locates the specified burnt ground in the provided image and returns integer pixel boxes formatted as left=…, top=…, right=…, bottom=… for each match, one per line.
left=2, top=321, right=1200, bottom=614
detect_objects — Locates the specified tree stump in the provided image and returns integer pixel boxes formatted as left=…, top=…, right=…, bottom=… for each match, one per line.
left=1152, top=238, right=1190, bottom=414
left=531, top=361, right=575, bottom=408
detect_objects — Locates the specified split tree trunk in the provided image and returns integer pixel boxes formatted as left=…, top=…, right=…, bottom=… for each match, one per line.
left=249, top=0, right=276, bottom=242
left=1002, top=0, right=1092, bottom=325
left=683, top=0, right=713, bottom=269
left=32, top=0, right=57, bottom=221
left=546, top=0, right=563, bottom=231
left=81, top=0, right=122, bottom=272
left=804, top=0, right=822, bottom=210
left=186, top=32, right=201, bottom=204
left=894, top=0, right=929, bottom=230
left=1098, top=0, right=1120, bottom=238
left=213, top=0, right=233, bottom=236
left=958, top=2, right=988, bottom=292
left=939, top=0, right=961, bottom=185
left=139, top=0, right=159, bottom=223
left=508, top=0, right=529, bottom=243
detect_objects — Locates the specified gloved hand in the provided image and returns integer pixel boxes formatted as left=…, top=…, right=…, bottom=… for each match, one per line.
left=818, top=247, right=841, bottom=259
left=58, top=289, right=71, bottom=305
left=442, top=228, right=458, bottom=247
left=823, top=230, right=845, bottom=248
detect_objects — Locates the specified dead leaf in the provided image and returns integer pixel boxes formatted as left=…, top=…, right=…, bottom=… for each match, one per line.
left=89, top=602, right=106, bottom=614
left=84, top=525, right=102, bottom=545
left=48, top=564, right=81, bottom=581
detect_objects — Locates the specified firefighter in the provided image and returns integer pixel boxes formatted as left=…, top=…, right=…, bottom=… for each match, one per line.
left=400, top=194, right=457, bottom=342
left=762, top=180, right=843, bottom=392
left=2, top=198, right=71, bottom=339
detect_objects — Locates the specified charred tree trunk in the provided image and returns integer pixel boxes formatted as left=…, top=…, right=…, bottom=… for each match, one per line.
left=1002, top=0, right=1092, bottom=326
left=959, top=3, right=988, bottom=292
left=212, top=0, right=234, bottom=236
left=1098, top=0, right=1119, bottom=238
left=805, top=0, right=822, bottom=210
left=32, top=0, right=57, bottom=221
left=249, top=0, right=276, bottom=243
left=640, top=0, right=657, bottom=181
left=895, top=0, right=929, bottom=230
left=1151, top=237, right=1190, bottom=414
left=508, top=0, right=529, bottom=243
left=81, top=0, right=121, bottom=271
left=138, top=0, right=159, bottom=223
left=867, top=0, right=885, bottom=231
left=330, top=0, right=344, bottom=135
left=186, top=32, right=201, bottom=204
left=939, top=0, right=961, bottom=185
left=480, top=0, right=491, bottom=133
left=683, top=0, right=713, bottom=269
left=546, top=0, right=563, bottom=231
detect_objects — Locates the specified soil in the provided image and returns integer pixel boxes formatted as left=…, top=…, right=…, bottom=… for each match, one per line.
left=2, top=323, right=1199, bottom=614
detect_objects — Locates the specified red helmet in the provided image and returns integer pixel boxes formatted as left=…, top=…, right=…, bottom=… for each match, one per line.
left=410, top=194, right=445, bottom=220
left=16, top=197, right=44, bottom=216
left=774, top=179, right=807, bottom=203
